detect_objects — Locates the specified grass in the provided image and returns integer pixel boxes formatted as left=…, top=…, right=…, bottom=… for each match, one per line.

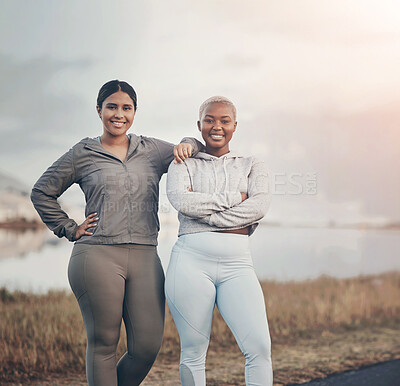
left=1, top=272, right=399, bottom=384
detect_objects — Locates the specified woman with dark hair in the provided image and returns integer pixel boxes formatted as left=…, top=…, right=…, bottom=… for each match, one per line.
left=31, top=80, right=202, bottom=386
left=166, top=96, right=273, bottom=385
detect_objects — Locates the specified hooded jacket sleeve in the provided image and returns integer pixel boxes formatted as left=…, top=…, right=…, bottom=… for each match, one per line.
left=147, top=137, right=205, bottom=175
left=30, top=147, right=78, bottom=241
left=167, top=161, right=243, bottom=217
left=197, top=159, right=271, bottom=228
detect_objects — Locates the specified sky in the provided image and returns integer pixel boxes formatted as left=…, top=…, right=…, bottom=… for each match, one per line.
left=0, top=0, right=399, bottom=225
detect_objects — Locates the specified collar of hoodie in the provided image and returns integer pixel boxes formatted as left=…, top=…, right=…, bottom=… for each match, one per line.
left=195, top=151, right=243, bottom=192
left=81, top=134, right=141, bottom=163
left=212, top=158, right=229, bottom=192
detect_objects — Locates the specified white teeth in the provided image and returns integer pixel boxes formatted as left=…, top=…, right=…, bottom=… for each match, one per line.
left=211, top=134, right=223, bottom=139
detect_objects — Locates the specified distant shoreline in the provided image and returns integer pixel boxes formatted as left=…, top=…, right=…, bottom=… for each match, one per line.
left=260, top=222, right=400, bottom=230
left=0, top=219, right=44, bottom=230
left=1, top=219, right=399, bottom=232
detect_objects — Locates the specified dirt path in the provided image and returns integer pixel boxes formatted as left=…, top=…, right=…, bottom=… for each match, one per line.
left=6, top=327, right=400, bottom=385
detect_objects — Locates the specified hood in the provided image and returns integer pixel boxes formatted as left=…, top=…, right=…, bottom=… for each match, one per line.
left=194, top=150, right=243, bottom=160
left=192, top=151, right=244, bottom=193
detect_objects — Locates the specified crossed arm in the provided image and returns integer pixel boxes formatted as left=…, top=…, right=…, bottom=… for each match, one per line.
left=166, top=161, right=243, bottom=218
left=166, top=159, right=271, bottom=228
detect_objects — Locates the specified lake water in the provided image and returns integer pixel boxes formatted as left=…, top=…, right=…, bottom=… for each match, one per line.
left=0, top=225, right=399, bottom=293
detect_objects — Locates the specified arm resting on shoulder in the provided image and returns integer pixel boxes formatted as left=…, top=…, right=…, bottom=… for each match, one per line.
left=180, top=137, right=204, bottom=156
left=150, top=137, right=205, bottom=174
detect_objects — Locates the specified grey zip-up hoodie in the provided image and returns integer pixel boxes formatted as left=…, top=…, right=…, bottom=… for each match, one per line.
left=31, top=134, right=202, bottom=245
left=166, top=151, right=271, bottom=236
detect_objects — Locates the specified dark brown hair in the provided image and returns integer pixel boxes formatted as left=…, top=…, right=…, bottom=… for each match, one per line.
left=97, top=80, right=137, bottom=110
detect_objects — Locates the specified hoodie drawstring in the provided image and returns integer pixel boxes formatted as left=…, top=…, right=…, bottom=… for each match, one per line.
left=223, top=157, right=228, bottom=192
left=212, top=157, right=229, bottom=192
left=212, top=161, right=218, bottom=191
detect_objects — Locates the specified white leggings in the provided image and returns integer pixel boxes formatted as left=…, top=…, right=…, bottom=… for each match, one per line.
left=165, top=232, right=273, bottom=386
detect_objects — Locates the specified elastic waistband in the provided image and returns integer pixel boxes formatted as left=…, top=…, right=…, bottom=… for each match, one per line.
left=177, top=231, right=250, bottom=258
left=180, top=231, right=249, bottom=241
left=76, top=242, right=156, bottom=250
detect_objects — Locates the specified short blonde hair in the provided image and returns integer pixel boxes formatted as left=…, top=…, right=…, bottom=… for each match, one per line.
left=199, top=96, right=237, bottom=121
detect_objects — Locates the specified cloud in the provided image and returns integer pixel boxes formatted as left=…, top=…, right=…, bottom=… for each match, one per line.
left=0, top=0, right=399, bottom=222
left=0, top=55, right=92, bottom=143
left=235, top=106, right=400, bottom=221
left=0, top=55, right=95, bottom=188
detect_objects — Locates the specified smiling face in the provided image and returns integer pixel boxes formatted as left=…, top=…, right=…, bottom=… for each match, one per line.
left=96, top=90, right=135, bottom=138
left=197, top=102, right=237, bottom=157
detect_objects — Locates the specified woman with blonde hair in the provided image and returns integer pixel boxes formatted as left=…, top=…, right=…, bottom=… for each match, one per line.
left=166, top=96, right=273, bottom=385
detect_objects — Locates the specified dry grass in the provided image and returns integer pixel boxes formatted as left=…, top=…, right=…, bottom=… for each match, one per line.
left=1, top=273, right=399, bottom=384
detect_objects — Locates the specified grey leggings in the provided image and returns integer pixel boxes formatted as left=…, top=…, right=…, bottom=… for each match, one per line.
left=68, top=243, right=165, bottom=386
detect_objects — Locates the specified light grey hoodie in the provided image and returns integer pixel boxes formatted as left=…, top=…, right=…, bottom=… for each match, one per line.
left=166, top=151, right=271, bottom=236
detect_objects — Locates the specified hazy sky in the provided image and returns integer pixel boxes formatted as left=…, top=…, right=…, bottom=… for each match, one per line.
left=0, top=0, right=399, bottom=224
